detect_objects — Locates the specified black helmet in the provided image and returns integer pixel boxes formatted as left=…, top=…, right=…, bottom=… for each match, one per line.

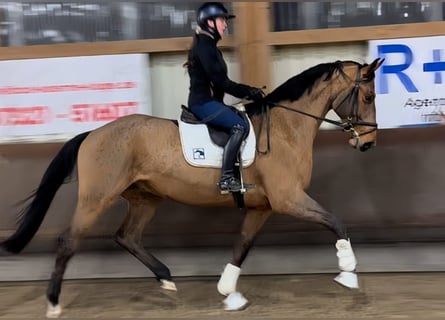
left=197, top=2, right=235, bottom=26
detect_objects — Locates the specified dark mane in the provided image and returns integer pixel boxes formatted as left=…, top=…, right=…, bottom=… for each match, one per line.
left=245, top=60, right=364, bottom=116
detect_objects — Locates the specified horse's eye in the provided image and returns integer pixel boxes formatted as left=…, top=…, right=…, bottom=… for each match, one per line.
left=364, top=95, right=374, bottom=103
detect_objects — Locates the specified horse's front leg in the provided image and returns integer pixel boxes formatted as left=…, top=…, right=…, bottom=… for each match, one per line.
left=217, top=209, right=272, bottom=310
left=272, top=191, right=359, bottom=289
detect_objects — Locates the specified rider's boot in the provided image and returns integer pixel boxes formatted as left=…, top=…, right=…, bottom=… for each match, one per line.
left=218, top=125, right=250, bottom=194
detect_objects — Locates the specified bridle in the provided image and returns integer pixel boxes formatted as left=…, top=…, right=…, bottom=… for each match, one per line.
left=332, top=66, right=378, bottom=141
left=255, top=65, right=378, bottom=155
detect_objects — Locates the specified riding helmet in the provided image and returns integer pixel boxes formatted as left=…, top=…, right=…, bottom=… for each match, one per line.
left=197, top=2, right=235, bottom=27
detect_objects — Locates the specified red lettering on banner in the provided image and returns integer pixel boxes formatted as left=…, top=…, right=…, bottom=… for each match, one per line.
left=71, top=102, right=138, bottom=123
left=0, top=106, right=50, bottom=126
left=0, top=82, right=137, bottom=95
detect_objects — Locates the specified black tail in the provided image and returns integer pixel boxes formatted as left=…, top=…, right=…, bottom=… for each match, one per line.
left=1, top=132, right=90, bottom=254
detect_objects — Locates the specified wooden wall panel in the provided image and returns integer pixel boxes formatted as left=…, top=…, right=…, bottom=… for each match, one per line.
left=1, top=126, right=445, bottom=253
left=233, top=2, right=271, bottom=88
left=1, top=20, right=443, bottom=62
left=268, top=21, right=445, bottom=46
left=0, top=36, right=234, bottom=61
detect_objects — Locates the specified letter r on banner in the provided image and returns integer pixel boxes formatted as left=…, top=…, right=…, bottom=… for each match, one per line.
left=377, top=44, right=419, bottom=94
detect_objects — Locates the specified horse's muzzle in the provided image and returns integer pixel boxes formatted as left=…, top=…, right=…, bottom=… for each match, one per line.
left=359, top=141, right=375, bottom=152
left=348, top=138, right=376, bottom=152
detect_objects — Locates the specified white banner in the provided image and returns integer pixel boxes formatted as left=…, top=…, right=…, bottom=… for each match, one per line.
left=368, top=36, right=445, bottom=128
left=0, top=54, right=151, bottom=142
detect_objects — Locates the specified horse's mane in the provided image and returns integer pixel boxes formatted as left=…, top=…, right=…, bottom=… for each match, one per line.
left=245, top=60, right=365, bottom=116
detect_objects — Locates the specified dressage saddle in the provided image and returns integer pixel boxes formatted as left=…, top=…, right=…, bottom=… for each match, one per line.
left=180, top=105, right=250, bottom=147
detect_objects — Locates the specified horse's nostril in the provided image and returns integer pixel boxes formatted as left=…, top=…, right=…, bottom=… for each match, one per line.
left=360, top=141, right=374, bottom=152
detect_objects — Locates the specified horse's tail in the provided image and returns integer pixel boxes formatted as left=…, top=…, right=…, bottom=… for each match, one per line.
left=1, top=131, right=91, bottom=254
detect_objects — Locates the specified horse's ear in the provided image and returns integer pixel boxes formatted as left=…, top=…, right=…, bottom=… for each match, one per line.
left=366, top=58, right=385, bottom=76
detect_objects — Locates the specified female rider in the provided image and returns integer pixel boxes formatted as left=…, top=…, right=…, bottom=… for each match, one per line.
left=184, top=2, right=264, bottom=193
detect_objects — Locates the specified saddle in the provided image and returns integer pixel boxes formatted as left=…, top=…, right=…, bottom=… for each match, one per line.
left=180, top=105, right=250, bottom=146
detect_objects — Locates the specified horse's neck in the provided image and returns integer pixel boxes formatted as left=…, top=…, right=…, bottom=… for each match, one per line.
left=272, top=90, right=332, bottom=142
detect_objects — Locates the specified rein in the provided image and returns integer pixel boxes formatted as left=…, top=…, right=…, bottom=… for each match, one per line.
left=255, top=67, right=378, bottom=155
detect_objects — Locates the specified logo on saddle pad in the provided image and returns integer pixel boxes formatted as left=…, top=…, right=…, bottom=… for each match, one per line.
left=193, top=148, right=205, bottom=160
left=178, top=118, right=256, bottom=168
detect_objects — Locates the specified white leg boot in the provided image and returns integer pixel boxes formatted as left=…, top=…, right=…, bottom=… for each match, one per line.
left=217, top=263, right=248, bottom=311
left=334, top=238, right=359, bottom=289
left=217, top=263, right=240, bottom=296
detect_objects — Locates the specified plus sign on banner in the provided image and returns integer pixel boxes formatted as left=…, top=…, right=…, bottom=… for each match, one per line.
left=368, top=36, right=445, bottom=129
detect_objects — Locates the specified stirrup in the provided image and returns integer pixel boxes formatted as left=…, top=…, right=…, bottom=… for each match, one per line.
left=219, top=183, right=255, bottom=195
left=238, top=182, right=255, bottom=194
left=218, top=178, right=255, bottom=195
left=218, top=177, right=241, bottom=194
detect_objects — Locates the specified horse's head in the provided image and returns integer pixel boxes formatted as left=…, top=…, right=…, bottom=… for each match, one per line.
left=332, top=58, right=384, bottom=152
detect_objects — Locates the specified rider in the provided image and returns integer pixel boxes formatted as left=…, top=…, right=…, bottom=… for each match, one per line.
left=184, top=2, right=264, bottom=193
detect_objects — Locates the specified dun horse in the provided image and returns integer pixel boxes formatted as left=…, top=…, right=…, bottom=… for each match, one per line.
left=1, top=58, right=383, bottom=317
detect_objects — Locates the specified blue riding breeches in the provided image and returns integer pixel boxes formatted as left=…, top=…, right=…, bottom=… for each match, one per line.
left=190, top=100, right=248, bottom=134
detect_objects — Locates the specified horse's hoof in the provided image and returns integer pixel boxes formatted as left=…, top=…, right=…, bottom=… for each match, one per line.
left=160, top=279, right=177, bottom=291
left=223, top=292, right=249, bottom=311
left=46, top=302, right=62, bottom=318
left=334, top=271, right=359, bottom=289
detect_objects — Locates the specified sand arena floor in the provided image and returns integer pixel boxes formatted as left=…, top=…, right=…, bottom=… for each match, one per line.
left=0, top=272, right=444, bottom=319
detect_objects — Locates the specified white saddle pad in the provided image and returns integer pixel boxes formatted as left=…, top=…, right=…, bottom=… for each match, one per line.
left=178, top=117, right=256, bottom=168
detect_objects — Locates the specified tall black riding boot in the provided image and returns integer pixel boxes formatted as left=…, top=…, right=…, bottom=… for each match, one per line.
left=218, top=125, right=246, bottom=193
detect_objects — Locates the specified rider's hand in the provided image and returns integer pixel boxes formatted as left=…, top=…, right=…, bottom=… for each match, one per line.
left=247, top=86, right=265, bottom=102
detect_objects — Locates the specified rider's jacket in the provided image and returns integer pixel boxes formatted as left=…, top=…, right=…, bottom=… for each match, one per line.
left=187, top=30, right=253, bottom=107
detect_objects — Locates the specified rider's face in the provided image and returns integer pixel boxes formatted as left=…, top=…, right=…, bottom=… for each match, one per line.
left=208, top=17, right=227, bottom=38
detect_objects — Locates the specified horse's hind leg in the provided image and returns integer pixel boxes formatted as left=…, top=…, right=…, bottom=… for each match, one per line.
left=283, top=192, right=358, bottom=289
left=114, top=193, right=176, bottom=291
left=46, top=229, right=76, bottom=318
left=46, top=195, right=118, bottom=318
left=218, top=209, right=272, bottom=299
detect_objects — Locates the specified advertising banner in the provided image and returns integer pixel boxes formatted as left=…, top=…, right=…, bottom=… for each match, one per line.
left=0, top=54, right=151, bottom=142
left=368, top=36, right=445, bottom=128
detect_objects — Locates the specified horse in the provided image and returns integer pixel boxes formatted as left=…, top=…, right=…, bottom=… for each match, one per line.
left=0, top=58, right=384, bottom=317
